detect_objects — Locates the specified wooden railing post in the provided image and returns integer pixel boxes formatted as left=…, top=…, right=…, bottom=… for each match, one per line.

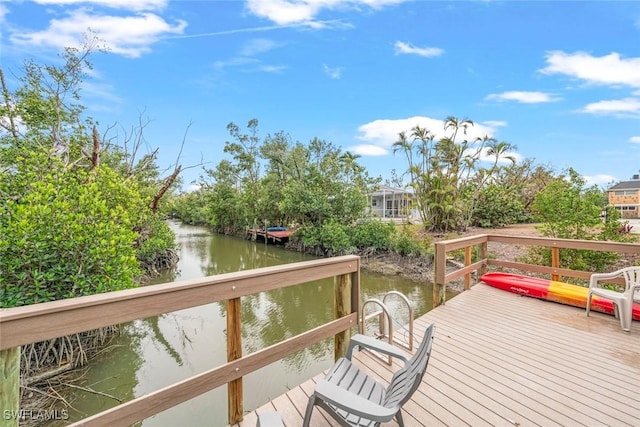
left=227, top=297, right=243, bottom=425
left=350, top=259, right=361, bottom=327
left=433, top=242, right=447, bottom=308
left=551, top=247, right=560, bottom=281
left=1, top=347, right=20, bottom=427
left=478, top=242, right=488, bottom=278
left=334, top=272, right=352, bottom=360
left=464, top=246, right=472, bottom=291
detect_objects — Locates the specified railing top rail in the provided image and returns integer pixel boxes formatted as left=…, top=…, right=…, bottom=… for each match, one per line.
left=433, top=234, right=489, bottom=251
left=0, top=255, right=360, bottom=350
left=434, top=233, right=640, bottom=254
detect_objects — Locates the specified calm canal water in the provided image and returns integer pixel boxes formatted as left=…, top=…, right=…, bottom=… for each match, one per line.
left=65, top=221, right=449, bottom=426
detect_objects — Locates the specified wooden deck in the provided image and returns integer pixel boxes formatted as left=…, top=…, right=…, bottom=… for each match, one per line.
left=233, top=283, right=640, bottom=427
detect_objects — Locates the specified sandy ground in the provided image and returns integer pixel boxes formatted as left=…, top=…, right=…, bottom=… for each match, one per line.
left=462, top=223, right=543, bottom=262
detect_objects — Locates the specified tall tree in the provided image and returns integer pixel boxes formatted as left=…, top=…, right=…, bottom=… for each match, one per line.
left=393, top=116, right=515, bottom=232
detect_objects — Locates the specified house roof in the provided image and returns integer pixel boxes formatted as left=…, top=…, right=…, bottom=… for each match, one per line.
left=370, top=184, right=411, bottom=197
left=609, top=180, right=640, bottom=191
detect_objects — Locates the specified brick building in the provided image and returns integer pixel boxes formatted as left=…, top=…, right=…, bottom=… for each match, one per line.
left=608, top=178, right=640, bottom=218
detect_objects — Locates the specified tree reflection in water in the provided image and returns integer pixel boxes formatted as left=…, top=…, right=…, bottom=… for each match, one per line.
left=67, top=222, right=446, bottom=426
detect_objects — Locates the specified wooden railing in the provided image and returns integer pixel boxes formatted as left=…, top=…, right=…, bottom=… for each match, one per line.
left=0, top=255, right=361, bottom=426
left=433, top=234, right=640, bottom=306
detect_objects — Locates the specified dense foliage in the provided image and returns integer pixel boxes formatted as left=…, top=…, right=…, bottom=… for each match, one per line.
left=472, top=184, right=526, bottom=228
left=0, top=42, right=177, bottom=308
left=1, top=161, right=141, bottom=306
left=173, top=122, right=372, bottom=238
left=526, top=168, right=630, bottom=273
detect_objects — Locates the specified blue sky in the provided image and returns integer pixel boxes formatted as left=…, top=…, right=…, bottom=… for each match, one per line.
left=1, top=0, right=640, bottom=190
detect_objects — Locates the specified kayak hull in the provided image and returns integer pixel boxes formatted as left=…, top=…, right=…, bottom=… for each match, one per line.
left=480, top=272, right=640, bottom=321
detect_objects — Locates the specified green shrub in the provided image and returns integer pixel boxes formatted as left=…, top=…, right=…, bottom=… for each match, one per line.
left=136, top=214, right=177, bottom=265
left=0, top=166, right=142, bottom=307
left=319, top=220, right=354, bottom=254
left=296, top=221, right=355, bottom=255
left=473, top=184, right=526, bottom=228
left=527, top=169, right=628, bottom=273
left=352, top=220, right=394, bottom=250
left=391, top=227, right=428, bottom=257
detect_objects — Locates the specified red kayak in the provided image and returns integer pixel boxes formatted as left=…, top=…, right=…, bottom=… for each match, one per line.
left=481, top=272, right=640, bottom=321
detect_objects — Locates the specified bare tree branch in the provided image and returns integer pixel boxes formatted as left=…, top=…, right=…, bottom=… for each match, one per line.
left=149, top=165, right=181, bottom=213
left=90, top=125, right=101, bottom=169
left=0, top=68, right=19, bottom=138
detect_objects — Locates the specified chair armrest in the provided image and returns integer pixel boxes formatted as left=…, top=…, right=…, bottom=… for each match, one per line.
left=314, top=379, right=397, bottom=421
left=590, top=271, right=623, bottom=289
left=346, top=333, right=410, bottom=363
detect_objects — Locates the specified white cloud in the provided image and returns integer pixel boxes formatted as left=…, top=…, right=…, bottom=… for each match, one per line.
left=259, top=64, right=287, bottom=73
left=0, top=114, right=26, bottom=136
left=582, top=98, right=640, bottom=116
left=630, top=136, right=640, bottom=144
left=33, top=0, right=168, bottom=11
left=213, top=57, right=259, bottom=71
left=540, top=51, right=640, bottom=88
left=240, top=38, right=280, bottom=56
left=212, top=39, right=284, bottom=74
left=81, top=81, right=123, bottom=112
left=346, top=144, right=388, bottom=156
left=356, top=116, right=496, bottom=156
left=82, top=81, right=122, bottom=102
left=212, top=57, right=284, bottom=74
left=323, top=64, right=343, bottom=79
left=356, top=116, right=518, bottom=160
left=246, top=0, right=406, bottom=26
left=486, top=91, right=560, bottom=104
left=0, top=3, right=8, bottom=24
left=186, top=182, right=201, bottom=193
left=10, top=10, right=187, bottom=58
left=481, top=120, right=507, bottom=129
left=247, top=0, right=318, bottom=25
left=394, top=41, right=443, bottom=58
left=584, top=174, right=617, bottom=186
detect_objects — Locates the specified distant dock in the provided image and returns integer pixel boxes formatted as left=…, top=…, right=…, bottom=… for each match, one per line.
left=247, top=227, right=292, bottom=243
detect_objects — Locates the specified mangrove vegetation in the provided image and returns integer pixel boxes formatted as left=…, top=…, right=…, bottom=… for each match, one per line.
left=0, top=39, right=184, bottom=407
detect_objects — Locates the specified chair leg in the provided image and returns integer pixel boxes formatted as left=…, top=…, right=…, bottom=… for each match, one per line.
left=586, top=292, right=592, bottom=317
left=396, top=409, right=404, bottom=427
left=303, top=395, right=317, bottom=427
left=620, top=300, right=632, bottom=332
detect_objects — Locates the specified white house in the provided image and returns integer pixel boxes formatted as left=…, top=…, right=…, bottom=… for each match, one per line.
left=368, top=185, right=420, bottom=222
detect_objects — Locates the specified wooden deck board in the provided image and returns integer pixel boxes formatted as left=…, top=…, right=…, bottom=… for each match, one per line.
left=232, top=283, right=640, bottom=427
left=427, top=305, right=640, bottom=419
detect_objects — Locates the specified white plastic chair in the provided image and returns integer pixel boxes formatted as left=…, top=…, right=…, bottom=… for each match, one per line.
left=587, top=267, right=640, bottom=332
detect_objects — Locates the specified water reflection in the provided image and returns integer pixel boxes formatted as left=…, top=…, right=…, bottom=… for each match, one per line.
left=65, top=221, right=446, bottom=426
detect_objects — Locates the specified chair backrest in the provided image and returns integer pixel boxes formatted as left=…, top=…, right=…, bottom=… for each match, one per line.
left=622, top=267, right=640, bottom=302
left=382, top=324, right=435, bottom=410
